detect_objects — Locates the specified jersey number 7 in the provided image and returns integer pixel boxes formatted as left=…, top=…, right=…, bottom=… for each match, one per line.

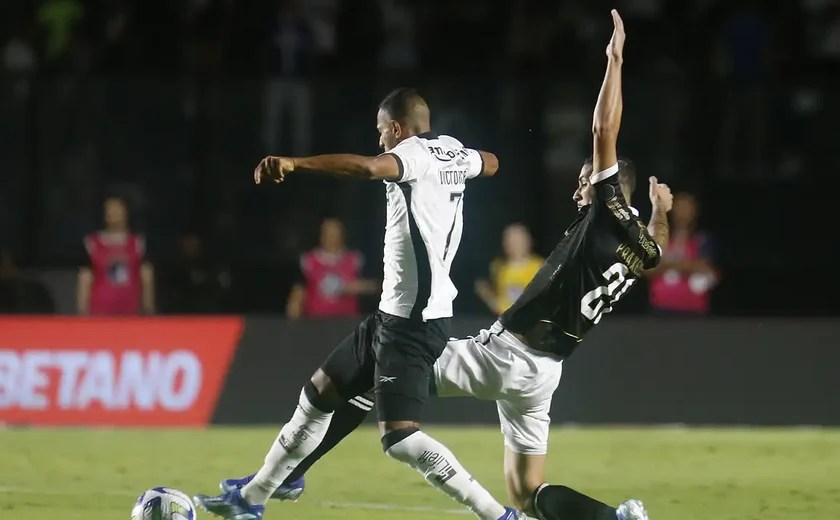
left=443, top=192, right=463, bottom=261
left=580, top=262, right=636, bottom=324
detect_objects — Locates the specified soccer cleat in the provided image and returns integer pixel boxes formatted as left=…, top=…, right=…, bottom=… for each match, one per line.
left=193, top=488, right=265, bottom=520
left=616, top=499, right=649, bottom=520
left=498, top=506, right=534, bottom=520
left=220, top=474, right=306, bottom=502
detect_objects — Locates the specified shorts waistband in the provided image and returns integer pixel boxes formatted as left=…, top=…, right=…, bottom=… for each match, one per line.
left=489, top=321, right=564, bottom=361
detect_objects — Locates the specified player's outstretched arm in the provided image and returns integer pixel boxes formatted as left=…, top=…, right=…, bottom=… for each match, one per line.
left=591, top=10, right=624, bottom=176
left=254, top=154, right=402, bottom=184
left=475, top=150, right=499, bottom=178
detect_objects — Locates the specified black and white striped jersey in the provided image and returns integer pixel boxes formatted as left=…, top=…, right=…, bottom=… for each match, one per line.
left=378, top=132, right=484, bottom=321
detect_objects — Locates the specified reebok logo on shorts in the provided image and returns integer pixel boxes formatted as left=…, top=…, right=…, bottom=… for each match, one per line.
left=379, top=375, right=397, bottom=383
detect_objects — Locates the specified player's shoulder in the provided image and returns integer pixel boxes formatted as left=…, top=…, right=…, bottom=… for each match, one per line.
left=436, top=134, right=465, bottom=148
left=390, top=134, right=429, bottom=157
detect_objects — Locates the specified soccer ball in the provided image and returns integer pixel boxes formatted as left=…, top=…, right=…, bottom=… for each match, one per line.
left=132, top=487, right=196, bottom=520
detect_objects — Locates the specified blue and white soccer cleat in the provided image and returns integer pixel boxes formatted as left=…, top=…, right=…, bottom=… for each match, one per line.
left=219, top=474, right=306, bottom=502
left=498, top=506, right=533, bottom=520
left=192, top=488, right=265, bottom=520
left=616, top=499, right=649, bottom=520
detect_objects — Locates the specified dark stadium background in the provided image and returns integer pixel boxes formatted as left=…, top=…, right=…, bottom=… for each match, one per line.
left=0, top=0, right=832, bottom=316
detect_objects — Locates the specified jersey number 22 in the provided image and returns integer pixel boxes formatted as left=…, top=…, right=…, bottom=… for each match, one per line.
left=580, top=263, right=635, bottom=324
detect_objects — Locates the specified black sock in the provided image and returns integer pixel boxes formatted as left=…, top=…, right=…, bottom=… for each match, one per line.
left=282, top=392, right=372, bottom=484
left=533, top=485, right=616, bottom=520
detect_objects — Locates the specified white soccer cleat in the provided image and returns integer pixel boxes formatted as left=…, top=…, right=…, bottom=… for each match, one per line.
left=616, top=499, right=649, bottom=520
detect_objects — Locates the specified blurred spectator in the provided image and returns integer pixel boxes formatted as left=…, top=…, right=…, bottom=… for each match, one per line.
left=3, top=21, right=38, bottom=74
left=287, top=218, right=377, bottom=320
left=304, top=0, right=339, bottom=69
left=262, top=0, right=313, bottom=155
left=0, top=250, right=55, bottom=314
left=3, top=21, right=38, bottom=100
left=714, top=0, right=771, bottom=178
left=182, top=0, right=230, bottom=75
left=378, top=0, right=416, bottom=71
left=164, top=233, right=230, bottom=314
left=646, top=192, right=718, bottom=315
left=36, top=0, right=86, bottom=67
left=475, top=224, right=543, bottom=314
left=77, top=197, right=155, bottom=315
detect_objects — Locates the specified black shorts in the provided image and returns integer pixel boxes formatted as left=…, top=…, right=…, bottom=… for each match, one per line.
left=320, top=310, right=450, bottom=422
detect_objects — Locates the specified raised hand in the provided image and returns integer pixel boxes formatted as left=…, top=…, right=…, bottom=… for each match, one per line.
left=648, top=176, right=673, bottom=212
left=606, top=9, right=625, bottom=62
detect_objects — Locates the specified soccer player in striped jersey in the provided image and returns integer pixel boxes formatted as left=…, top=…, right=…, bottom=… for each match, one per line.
left=195, top=89, right=539, bottom=520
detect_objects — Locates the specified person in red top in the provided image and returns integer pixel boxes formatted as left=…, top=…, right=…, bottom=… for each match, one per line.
left=287, top=218, right=377, bottom=319
left=77, top=197, right=156, bottom=315
left=646, top=191, right=717, bottom=315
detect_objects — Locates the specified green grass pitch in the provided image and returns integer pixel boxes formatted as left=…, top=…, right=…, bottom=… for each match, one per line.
left=1, top=426, right=838, bottom=520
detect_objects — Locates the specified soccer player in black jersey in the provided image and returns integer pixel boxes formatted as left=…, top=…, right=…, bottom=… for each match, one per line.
left=219, top=10, right=672, bottom=520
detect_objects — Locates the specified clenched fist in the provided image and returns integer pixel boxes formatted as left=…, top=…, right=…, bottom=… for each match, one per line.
left=254, top=156, right=295, bottom=184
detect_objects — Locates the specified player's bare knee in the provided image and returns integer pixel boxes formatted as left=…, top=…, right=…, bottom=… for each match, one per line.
left=305, top=369, right=343, bottom=412
left=379, top=420, right=419, bottom=436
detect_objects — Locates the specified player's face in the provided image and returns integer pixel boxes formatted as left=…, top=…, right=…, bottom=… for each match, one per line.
left=376, top=108, right=399, bottom=152
left=573, top=166, right=594, bottom=209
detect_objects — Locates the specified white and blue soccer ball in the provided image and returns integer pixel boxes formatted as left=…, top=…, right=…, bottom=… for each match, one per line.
left=132, top=487, right=196, bottom=520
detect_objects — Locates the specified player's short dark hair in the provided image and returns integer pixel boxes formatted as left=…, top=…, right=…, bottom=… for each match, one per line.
left=583, top=156, right=636, bottom=195
left=379, top=87, right=423, bottom=123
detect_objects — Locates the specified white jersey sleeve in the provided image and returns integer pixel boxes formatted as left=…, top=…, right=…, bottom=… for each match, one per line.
left=381, top=138, right=430, bottom=183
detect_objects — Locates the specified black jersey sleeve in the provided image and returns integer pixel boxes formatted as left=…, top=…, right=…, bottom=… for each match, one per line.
left=590, top=163, right=661, bottom=269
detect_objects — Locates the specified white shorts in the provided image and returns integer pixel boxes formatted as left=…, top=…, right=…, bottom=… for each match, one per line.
left=433, top=321, right=563, bottom=455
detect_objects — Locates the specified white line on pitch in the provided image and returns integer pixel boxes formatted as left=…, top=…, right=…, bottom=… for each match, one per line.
left=0, top=486, right=469, bottom=515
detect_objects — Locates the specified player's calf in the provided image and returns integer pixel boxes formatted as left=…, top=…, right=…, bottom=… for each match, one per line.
left=238, top=383, right=335, bottom=505
left=382, top=426, right=515, bottom=520
left=533, top=484, right=649, bottom=520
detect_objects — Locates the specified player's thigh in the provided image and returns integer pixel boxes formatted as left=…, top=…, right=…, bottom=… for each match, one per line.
left=372, top=312, right=449, bottom=425
left=317, top=314, right=377, bottom=402
left=497, top=395, right=552, bottom=459
left=503, top=448, right=547, bottom=515
left=433, top=331, right=507, bottom=400
left=497, top=397, right=551, bottom=513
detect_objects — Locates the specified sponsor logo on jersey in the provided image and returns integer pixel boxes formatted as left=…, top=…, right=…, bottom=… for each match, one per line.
left=428, top=145, right=470, bottom=163
left=606, top=197, right=631, bottom=221
left=0, top=317, right=241, bottom=426
left=637, top=230, right=659, bottom=259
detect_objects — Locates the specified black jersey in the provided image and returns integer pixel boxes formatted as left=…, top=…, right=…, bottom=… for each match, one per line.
left=499, top=164, right=661, bottom=358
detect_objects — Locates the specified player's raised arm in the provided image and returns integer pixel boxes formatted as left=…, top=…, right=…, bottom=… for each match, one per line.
left=254, top=153, right=401, bottom=184
left=646, top=176, right=672, bottom=255
left=591, top=10, right=624, bottom=178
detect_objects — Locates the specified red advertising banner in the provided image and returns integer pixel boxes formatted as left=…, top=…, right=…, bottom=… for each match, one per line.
left=0, top=317, right=242, bottom=427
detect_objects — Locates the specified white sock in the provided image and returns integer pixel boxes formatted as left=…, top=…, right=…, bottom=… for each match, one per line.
left=386, top=430, right=507, bottom=520
left=241, top=389, right=333, bottom=505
